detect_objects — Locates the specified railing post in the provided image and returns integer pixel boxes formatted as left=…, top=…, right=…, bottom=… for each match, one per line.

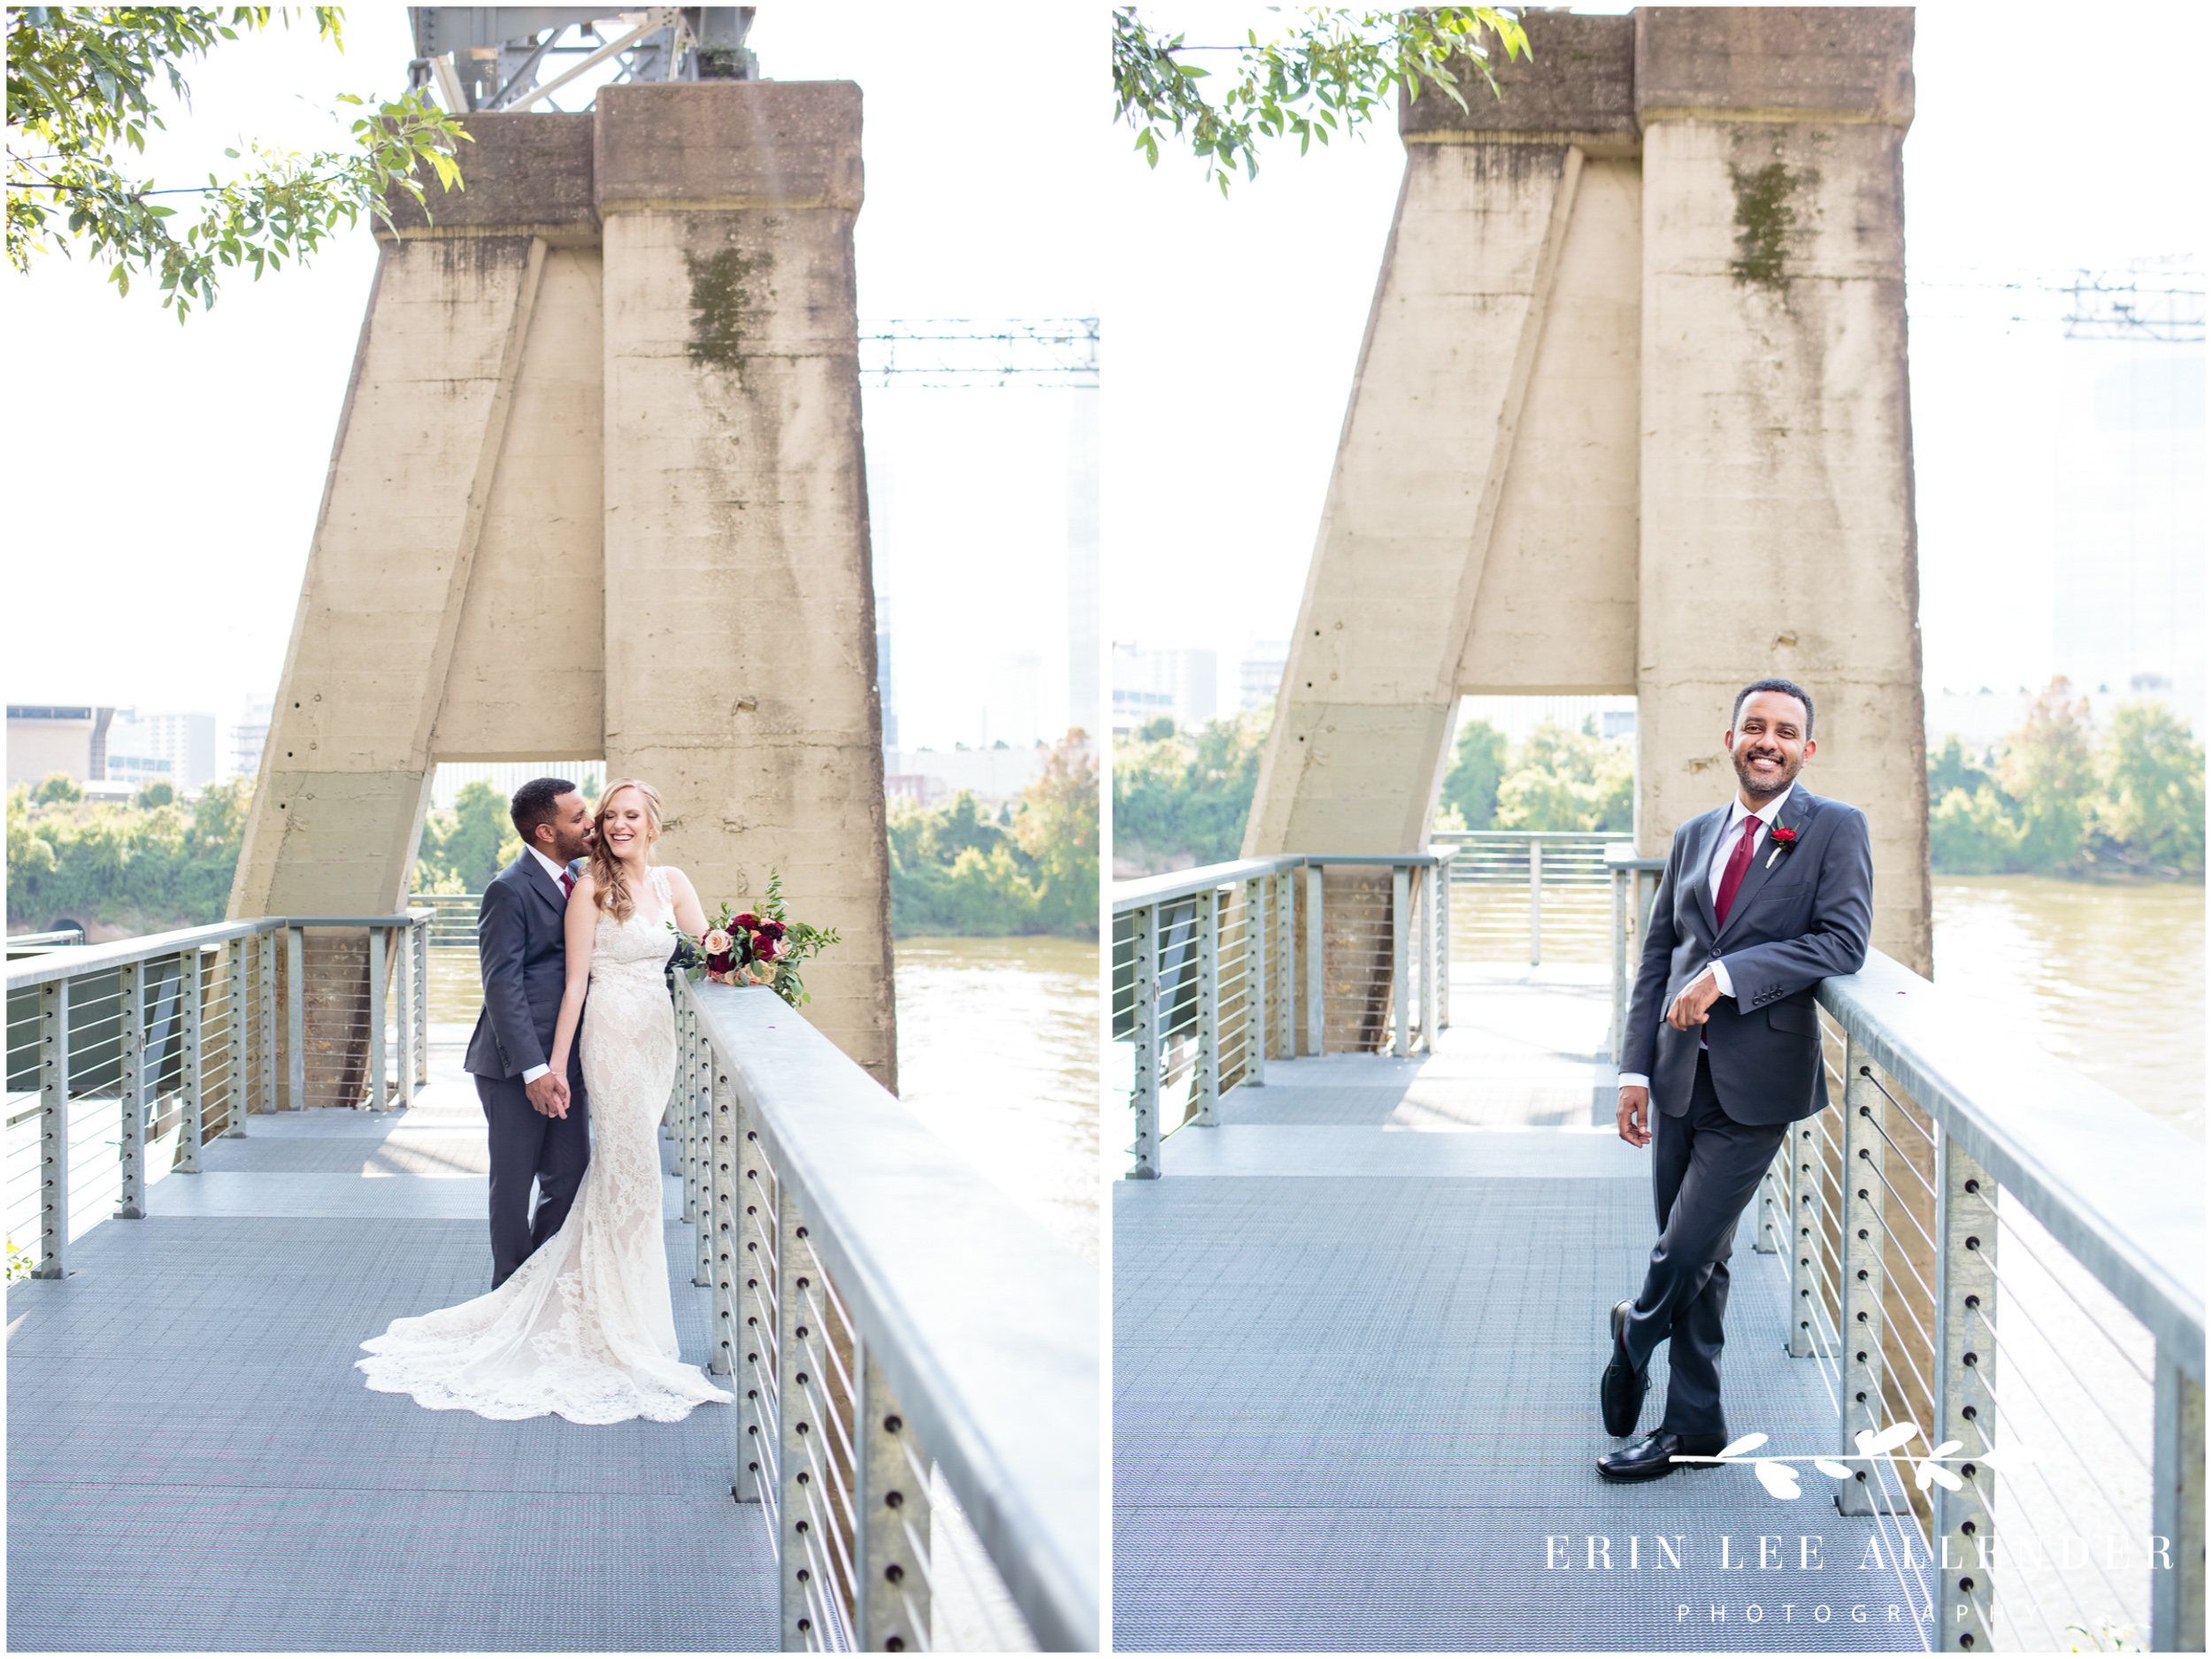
left=2152, top=1344, right=2206, bottom=1652
left=1243, top=876, right=1266, bottom=1087
left=1304, top=862, right=1324, bottom=1056
left=1434, top=854, right=1451, bottom=1032
left=1787, top=1117, right=1823, bottom=1356
left=224, top=937, right=248, bottom=1137
left=1933, top=1126, right=1997, bottom=1655
left=1390, top=863, right=1410, bottom=1058
left=1273, top=868, right=1294, bottom=1060
left=1190, top=888, right=1218, bottom=1126
left=285, top=925, right=304, bottom=1112
left=1528, top=838, right=1543, bottom=968
left=1754, top=1144, right=1786, bottom=1254
left=1609, top=863, right=1628, bottom=1064
left=735, top=1103, right=777, bottom=1504
left=1418, top=865, right=1440, bottom=1051
left=709, top=1032, right=739, bottom=1378
left=678, top=1000, right=699, bottom=1224
left=412, top=916, right=429, bottom=1087
left=258, top=930, right=277, bottom=1118
left=1838, top=1040, right=1901, bottom=1514
left=1127, top=902, right=1160, bottom=1179
left=367, top=926, right=388, bottom=1110
left=693, top=1000, right=716, bottom=1290
left=38, top=979, right=71, bottom=1278
left=854, top=1340, right=932, bottom=1652
left=118, top=958, right=146, bottom=1219
left=178, top=949, right=204, bottom=1174
left=777, top=1190, right=838, bottom=1649
left=396, top=919, right=417, bottom=1109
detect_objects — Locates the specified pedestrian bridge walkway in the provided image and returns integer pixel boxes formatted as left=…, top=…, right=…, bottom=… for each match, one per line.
left=6, top=1041, right=772, bottom=1652
left=1115, top=965, right=1930, bottom=1652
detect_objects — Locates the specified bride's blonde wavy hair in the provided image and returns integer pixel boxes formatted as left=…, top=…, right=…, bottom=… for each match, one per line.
left=588, top=779, right=664, bottom=921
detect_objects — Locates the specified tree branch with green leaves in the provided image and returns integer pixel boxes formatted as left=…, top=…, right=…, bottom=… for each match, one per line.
left=1113, top=4, right=1529, bottom=194
left=7, top=6, right=469, bottom=319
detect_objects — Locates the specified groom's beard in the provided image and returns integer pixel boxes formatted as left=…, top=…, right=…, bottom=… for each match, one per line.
left=1732, top=742, right=1803, bottom=802
left=549, top=826, right=594, bottom=864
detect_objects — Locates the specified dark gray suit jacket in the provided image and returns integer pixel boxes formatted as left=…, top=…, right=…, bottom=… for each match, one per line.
left=464, top=853, right=583, bottom=1081
left=1621, top=786, right=1872, bottom=1125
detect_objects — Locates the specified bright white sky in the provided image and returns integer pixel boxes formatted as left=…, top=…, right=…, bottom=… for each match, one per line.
left=4, top=4, right=2203, bottom=746
left=2, top=4, right=1097, bottom=753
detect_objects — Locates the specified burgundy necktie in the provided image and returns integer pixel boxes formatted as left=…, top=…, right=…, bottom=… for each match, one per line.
left=560, top=872, right=575, bottom=899
left=1714, top=814, right=1762, bottom=928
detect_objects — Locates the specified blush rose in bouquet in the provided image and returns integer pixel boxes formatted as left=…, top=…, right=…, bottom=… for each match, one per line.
left=668, top=867, right=841, bottom=1010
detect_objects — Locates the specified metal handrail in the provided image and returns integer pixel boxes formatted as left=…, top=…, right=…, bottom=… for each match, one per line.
left=1815, top=950, right=2204, bottom=1382
left=1110, top=855, right=1310, bottom=913
left=678, top=979, right=1099, bottom=1652
left=3, top=913, right=431, bottom=990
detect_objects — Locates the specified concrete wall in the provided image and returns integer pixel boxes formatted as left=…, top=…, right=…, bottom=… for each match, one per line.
left=231, top=88, right=896, bottom=1086
left=1248, top=6, right=1931, bottom=972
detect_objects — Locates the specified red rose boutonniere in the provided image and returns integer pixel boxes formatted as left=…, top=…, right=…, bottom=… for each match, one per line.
left=1765, top=825, right=1801, bottom=869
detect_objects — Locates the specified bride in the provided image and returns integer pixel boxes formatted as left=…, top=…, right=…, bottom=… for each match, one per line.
left=358, top=780, right=733, bottom=1425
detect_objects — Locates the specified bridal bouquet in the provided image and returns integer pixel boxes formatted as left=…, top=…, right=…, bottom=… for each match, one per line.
left=669, top=868, right=841, bottom=1010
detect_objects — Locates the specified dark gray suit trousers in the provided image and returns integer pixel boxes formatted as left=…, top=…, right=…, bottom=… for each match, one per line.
left=1623, top=1052, right=1787, bottom=1438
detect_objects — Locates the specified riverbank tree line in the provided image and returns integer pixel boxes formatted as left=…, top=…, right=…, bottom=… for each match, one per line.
left=1112, top=680, right=2203, bottom=880
left=8, top=741, right=1101, bottom=941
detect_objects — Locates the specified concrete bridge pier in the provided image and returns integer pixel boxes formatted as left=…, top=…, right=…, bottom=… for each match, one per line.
left=231, top=86, right=895, bottom=1092
left=1247, top=5, right=1930, bottom=975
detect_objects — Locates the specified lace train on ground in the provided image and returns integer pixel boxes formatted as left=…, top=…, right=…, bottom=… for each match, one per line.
left=358, top=865, right=733, bottom=1425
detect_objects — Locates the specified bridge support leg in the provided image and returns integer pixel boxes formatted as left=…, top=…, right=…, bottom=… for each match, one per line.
left=38, top=979, right=71, bottom=1278
left=118, top=960, right=145, bottom=1219
left=1933, top=1129, right=1997, bottom=1653
left=2152, top=1345, right=2205, bottom=1652
left=1839, top=1039, right=1904, bottom=1514
left=1126, top=903, right=1159, bottom=1179
left=854, top=1342, right=931, bottom=1651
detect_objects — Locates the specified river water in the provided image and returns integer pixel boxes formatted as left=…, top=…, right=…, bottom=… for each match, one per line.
left=894, top=936, right=1100, bottom=1263
left=1932, top=875, right=2203, bottom=1141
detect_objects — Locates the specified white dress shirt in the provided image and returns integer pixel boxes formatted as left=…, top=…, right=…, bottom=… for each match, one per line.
left=519, top=845, right=575, bottom=1085
left=1618, top=782, right=1795, bottom=1090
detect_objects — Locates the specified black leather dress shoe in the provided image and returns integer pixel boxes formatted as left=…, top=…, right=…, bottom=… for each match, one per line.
left=1600, top=1299, right=1647, bottom=1438
left=1596, top=1429, right=1731, bottom=1483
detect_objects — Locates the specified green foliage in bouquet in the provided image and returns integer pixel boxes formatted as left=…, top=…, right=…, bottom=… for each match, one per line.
left=669, top=867, right=841, bottom=1010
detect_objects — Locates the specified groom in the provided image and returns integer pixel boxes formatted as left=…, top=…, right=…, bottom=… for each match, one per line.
left=1598, top=680, right=1872, bottom=1481
left=465, top=778, right=595, bottom=1288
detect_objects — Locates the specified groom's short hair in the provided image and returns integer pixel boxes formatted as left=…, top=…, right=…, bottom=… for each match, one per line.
left=511, top=777, right=578, bottom=846
left=1732, top=678, right=1815, bottom=737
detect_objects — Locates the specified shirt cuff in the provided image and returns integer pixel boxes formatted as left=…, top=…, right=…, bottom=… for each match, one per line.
left=1617, top=1072, right=1649, bottom=1089
left=521, top=1064, right=549, bottom=1084
left=1706, top=960, right=1735, bottom=999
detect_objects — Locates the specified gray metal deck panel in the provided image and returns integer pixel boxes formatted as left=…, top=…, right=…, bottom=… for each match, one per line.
left=8, top=1082, right=772, bottom=1653
left=1116, top=995, right=1933, bottom=1652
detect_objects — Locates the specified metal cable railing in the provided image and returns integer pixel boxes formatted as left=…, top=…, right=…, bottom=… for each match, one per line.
left=1433, top=830, right=1622, bottom=965
left=4, top=912, right=431, bottom=1277
left=671, top=975, right=1096, bottom=1652
left=1611, top=892, right=2207, bottom=1654
left=1110, top=853, right=1454, bottom=1179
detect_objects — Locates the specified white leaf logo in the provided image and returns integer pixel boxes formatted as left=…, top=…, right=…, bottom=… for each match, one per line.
left=1754, top=1459, right=1801, bottom=1499
left=1815, top=1457, right=1855, bottom=1479
left=1717, top=1432, right=1769, bottom=1461
left=1855, top=1422, right=1921, bottom=1457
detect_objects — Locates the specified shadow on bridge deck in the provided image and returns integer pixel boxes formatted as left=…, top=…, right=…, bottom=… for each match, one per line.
left=1114, top=965, right=1933, bottom=1653
left=6, top=1032, right=773, bottom=1654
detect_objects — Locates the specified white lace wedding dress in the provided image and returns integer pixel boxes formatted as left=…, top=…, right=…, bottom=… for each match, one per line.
left=358, top=865, right=733, bottom=1425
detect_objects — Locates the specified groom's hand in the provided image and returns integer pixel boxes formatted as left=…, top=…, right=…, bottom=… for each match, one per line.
left=1666, top=968, right=1724, bottom=1031
left=1617, top=1086, right=1651, bottom=1148
left=526, top=1072, right=569, bottom=1118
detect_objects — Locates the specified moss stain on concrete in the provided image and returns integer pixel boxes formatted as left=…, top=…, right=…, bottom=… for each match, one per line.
left=1727, top=160, right=1814, bottom=292
left=684, top=247, right=765, bottom=371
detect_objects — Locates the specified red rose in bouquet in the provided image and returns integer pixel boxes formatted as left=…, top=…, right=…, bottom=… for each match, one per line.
left=669, top=870, right=839, bottom=1008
